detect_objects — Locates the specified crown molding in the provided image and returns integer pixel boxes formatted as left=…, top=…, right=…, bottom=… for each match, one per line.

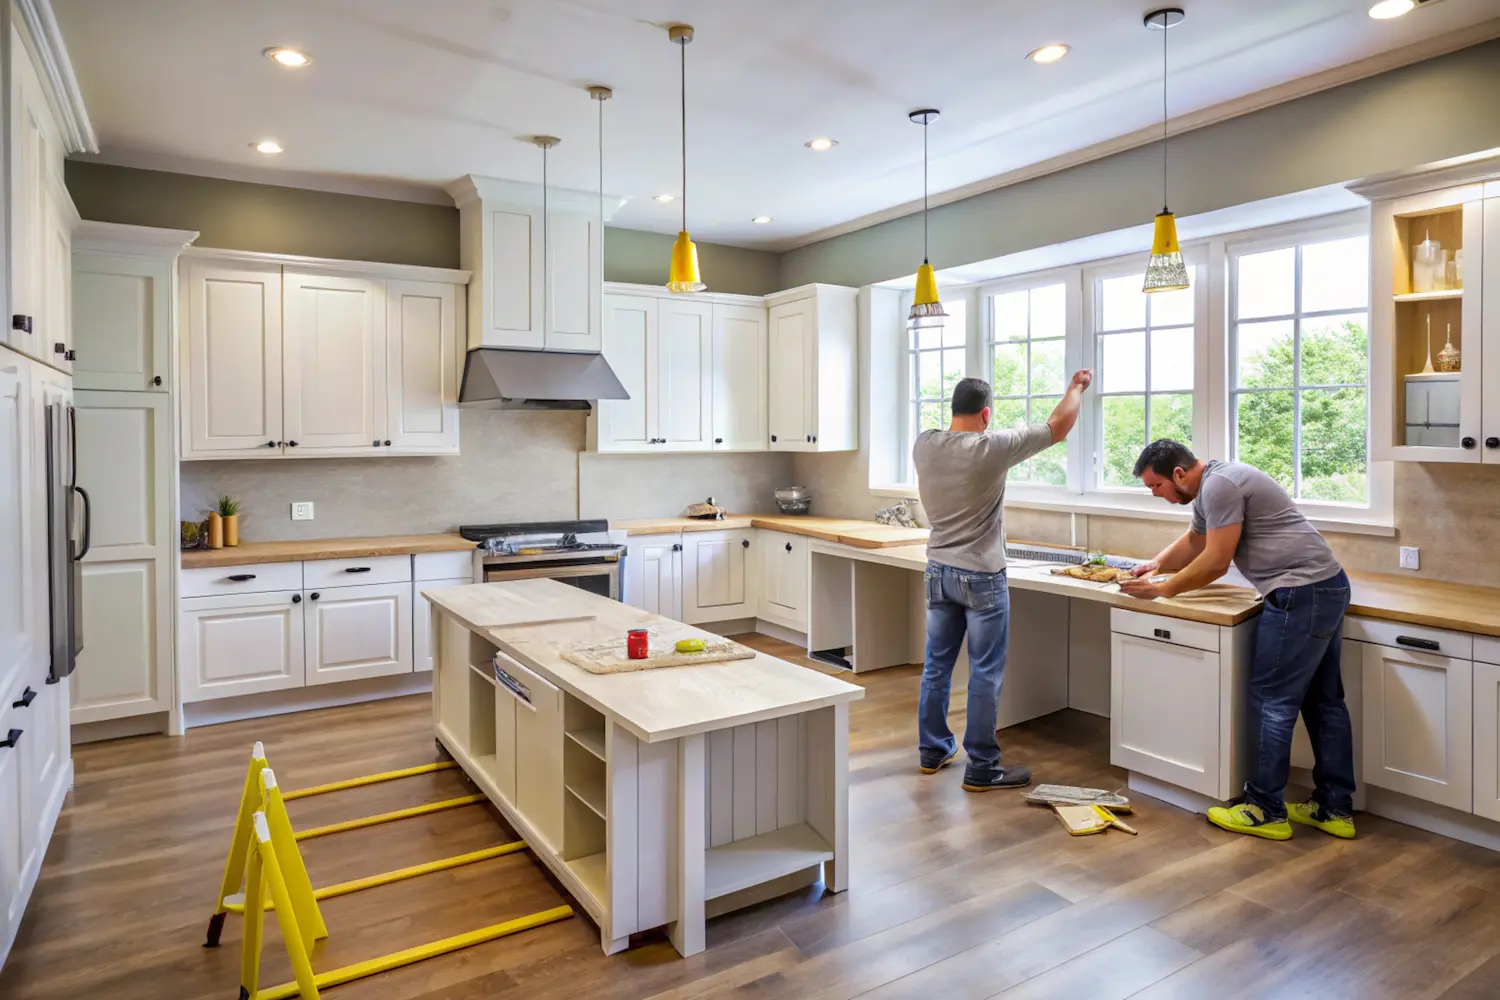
left=776, top=17, right=1500, bottom=254
left=446, top=174, right=629, bottom=220
left=182, top=245, right=471, bottom=285
left=74, top=220, right=200, bottom=256
left=1347, top=148, right=1500, bottom=201
left=15, top=0, right=97, bottom=153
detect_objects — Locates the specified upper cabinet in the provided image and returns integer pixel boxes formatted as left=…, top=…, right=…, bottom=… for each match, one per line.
left=766, top=284, right=858, bottom=453
left=712, top=303, right=769, bottom=451
left=447, top=176, right=623, bottom=355
left=178, top=252, right=469, bottom=461
left=1352, top=156, right=1499, bottom=464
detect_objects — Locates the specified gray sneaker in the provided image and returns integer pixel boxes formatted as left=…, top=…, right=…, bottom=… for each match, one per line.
left=919, top=749, right=958, bottom=774
left=961, top=764, right=1032, bottom=792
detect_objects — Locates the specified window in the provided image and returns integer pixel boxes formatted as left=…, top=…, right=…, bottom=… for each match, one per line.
left=988, top=283, right=1068, bottom=484
left=907, top=297, right=968, bottom=436
left=1230, top=234, right=1369, bottom=502
left=1091, top=270, right=1197, bottom=488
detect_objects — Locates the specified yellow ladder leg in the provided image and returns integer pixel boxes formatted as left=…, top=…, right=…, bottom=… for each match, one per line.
left=208, top=741, right=268, bottom=947
left=239, top=822, right=267, bottom=1000
left=256, top=812, right=321, bottom=1000
left=260, top=769, right=327, bottom=947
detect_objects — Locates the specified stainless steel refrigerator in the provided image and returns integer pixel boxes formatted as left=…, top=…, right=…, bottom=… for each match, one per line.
left=43, top=393, right=87, bottom=682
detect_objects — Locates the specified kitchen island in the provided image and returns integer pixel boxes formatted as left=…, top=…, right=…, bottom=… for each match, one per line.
left=425, top=579, right=864, bottom=958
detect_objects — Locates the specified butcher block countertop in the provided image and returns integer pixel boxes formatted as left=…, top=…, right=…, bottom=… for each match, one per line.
left=1348, top=572, right=1500, bottom=638
left=181, top=533, right=474, bottom=569
left=615, top=515, right=930, bottom=549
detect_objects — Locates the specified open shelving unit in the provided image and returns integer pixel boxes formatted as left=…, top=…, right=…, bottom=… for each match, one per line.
left=704, top=823, right=834, bottom=901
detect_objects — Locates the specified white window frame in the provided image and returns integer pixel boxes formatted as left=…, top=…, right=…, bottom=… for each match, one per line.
left=894, top=286, right=979, bottom=485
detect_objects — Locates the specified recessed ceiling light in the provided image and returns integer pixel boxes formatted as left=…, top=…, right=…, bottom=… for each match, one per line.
left=751, top=216, right=772, bottom=224
left=653, top=193, right=676, bottom=203
left=805, top=138, right=838, bottom=152
left=264, top=47, right=313, bottom=68
left=252, top=140, right=284, bottom=155
left=1368, top=0, right=1415, bottom=17
left=1027, top=43, right=1070, bottom=63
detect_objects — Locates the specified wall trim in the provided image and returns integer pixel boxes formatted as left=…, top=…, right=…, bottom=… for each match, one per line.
left=182, top=673, right=433, bottom=730
left=182, top=245, right=471, bottom=284
left=15, top=0, right=97, bottom=153
left=74, top=220, right=200, bottom=256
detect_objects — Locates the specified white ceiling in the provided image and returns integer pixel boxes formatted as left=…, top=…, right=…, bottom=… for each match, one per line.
left=54, top=0, right=1500, bottom=251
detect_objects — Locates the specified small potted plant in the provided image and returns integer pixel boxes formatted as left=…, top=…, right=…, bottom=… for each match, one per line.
left=218, top=494, right=243, bottom=547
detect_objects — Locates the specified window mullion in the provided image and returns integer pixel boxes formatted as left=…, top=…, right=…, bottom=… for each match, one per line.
left=1292, top=245, right=1304, bottom=500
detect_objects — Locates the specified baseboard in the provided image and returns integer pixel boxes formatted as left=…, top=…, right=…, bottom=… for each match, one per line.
left=1360, top=786, right=1500, bottom=852
left=1127, top=772, right=1226, bottom=814
left=72, top=712, right=170, bottom=745
left=697, top=617, right=758, bottom=637
left=751, top=620, right=808, bottom=647
left=182, top=672, right=433, bottom=730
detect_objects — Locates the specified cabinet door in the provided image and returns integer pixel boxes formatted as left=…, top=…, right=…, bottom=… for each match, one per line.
left=596, top=295, right=655, bottom=452
left=18, top=674, right=64, bottom=880
left=624, top=538, right=682, bottom=620
left=386, top=280, right=459, bottom=453
left=283, top=272, right=386, bottom=454
left=760, top=532, right=808, bottom=629
left=546, top=211, right=602, bottom=353
left=7, top=34, right=47, bottom=362
left=72, top=392, right=174, bottom=724
left=1475, top=661, right=1500, bottom=822
left=655, top=299, right=712, bottom=451
left=305, top=582, right=412, bottom=686
left=1362, top=642, right=1472, bottom=811
left=182, top=259, right=284, bottom=457
left=712, top=303, right=767, bottom=451
left=482, top=203, right=544, bottom=350
left=768, top=301, right=813, bottom=451
left=415, top=578, right=472, bottom=674
left=1, top=716, right=21, bottom=940
left=41, top=184, right=74, bottom=374
left=682, top=530, right=754, bottom=624
left=72, top=252, right=171, bottom=392
left=1483, top=197, right=1500, bottom=464
left=179, top=593, right=305, bottom=702
left=1290, top=636, right=1362, bottom=789
left=1110, top=633, right=1223, bottom=798
left=502, top=651, right=563, bottom=850
left=0, top=364, right=36, bottom=700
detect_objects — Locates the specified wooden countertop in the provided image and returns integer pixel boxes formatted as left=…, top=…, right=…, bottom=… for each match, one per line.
left=427, top=580, right=864, bottom=743
left=182, top=533, right=474, bottom=569
left=615, top=515, right=929, bottom=549
left=1349, top=572, right=1500, bottom=638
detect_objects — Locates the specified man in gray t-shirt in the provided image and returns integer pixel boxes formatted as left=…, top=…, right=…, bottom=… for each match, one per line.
left=911, top=371, right=1091, bottom=792
left=1124, top=440, right=1356, bottom=843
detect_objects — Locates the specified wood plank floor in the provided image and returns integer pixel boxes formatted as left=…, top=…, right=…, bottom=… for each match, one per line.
left=5, top=633, right=1500, bottom=999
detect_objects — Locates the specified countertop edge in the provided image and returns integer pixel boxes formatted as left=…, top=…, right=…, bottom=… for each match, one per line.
left=1347, top=604, right=1500, bottom=639
left=181, top=534, right=475, bottom=569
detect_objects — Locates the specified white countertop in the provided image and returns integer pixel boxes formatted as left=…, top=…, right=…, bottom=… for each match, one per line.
left=425, top=579, right=864, bottom=743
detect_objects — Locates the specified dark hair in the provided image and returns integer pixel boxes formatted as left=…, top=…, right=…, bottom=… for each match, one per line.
left=951, top=377, right=994, bottom=416
left=1133, top=439, right=1198, bottom=479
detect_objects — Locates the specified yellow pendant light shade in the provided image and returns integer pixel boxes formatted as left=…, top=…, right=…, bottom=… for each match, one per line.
left=1144, top=211, right=1189, bottom=292
left=666, top=25, right=706, bottom=293
left=908, top=109, right=947, bottom=329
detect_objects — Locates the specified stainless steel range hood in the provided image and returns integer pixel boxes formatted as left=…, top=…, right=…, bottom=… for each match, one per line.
left=459, top=348, right=629, bottom=410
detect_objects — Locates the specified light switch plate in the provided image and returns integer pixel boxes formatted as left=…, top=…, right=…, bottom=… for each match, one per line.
left=1399, top=546, right=1419, bottom=570
left=291, top=502, right=315, bottom=521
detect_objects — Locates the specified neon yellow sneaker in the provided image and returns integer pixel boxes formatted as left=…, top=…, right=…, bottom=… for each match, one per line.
left=1206, top=803, right=1293, bottom=841
left=1287, top=800, right=1356, bottom=840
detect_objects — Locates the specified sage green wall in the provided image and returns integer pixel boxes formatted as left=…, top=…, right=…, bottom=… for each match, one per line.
left=780, top=37, right=1500, bottom=289
left=62, top=161, right=781, bottom=295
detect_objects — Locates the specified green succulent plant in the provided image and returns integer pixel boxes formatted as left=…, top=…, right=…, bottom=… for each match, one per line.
left=216, top=494, right=242, bottom=517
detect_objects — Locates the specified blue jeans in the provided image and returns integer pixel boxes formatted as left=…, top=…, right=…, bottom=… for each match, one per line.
left=1242, top=569, right=1357, bottom=820
left=919, top=561, right=1010, bottom=779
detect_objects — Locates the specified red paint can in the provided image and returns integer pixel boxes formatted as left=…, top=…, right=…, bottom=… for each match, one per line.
left=627, top=629, right=650, bottom=660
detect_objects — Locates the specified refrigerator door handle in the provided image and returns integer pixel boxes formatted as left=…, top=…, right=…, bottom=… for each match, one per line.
left=68, top=404, right=77, bottom=486
left=74, top=485, right=91, bottom=561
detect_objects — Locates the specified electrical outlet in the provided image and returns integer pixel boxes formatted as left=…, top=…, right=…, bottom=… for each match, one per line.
left=291, top=502, right=315, bottom=521
left=1399, top=546, right=1419, bottom=570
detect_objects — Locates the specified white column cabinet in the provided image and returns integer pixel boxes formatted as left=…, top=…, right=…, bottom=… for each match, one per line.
left=1361, top=641, right=1473, bottom=811
left=179, top=592, right=307, bottom=702
left=71, top=251, right=173, bottom=392
left=282, top=272, right=386, bottom=454
left=768, top=297, right=812, bottom=451
left=681, top=530, right=755, bottom=625
left=386, top=280, right=460, bottom=453
left=712, top=304, right=768, bottom=450
left=304, top=582, right=412, bottom=686
left=623, top=536, right=682, bottom=620
left=182, top=258, right=284, bottom=457
left=656, top=299, right=712, bottom=451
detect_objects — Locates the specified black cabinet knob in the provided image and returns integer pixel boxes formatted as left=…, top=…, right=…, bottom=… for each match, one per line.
left=267, top=440, right=278, bottom=448
left=0, top=728, right=21, bottom=749
left=805, top=435, right=811, bottom=442
left=742, top=539, right=750, bottom=548
left=770, top=435, right=777, bottom=442
left=1462, top=437, right=1476, bottom=449
left=812, top=435, right=817, bottom=443
left=152, top=375, right=163, bottom=386
left=12, top=315, right=31, bottom=333
left=53, top=342, right=65, bottom=354
left=12, top=687, right=36, bottom=709
left=292, top=594, right=302, bottom=604
left=310, top=592, right=320, bottom=601
left=671, top=543, right=682, bottom=552
left=373, top=440, right=380, bottom=447
left=287, top=440, right=299, bottom=447
left=383, top=440, right=391, bottom=447
left=1487, top=437, right=1500, bottom=449
left=786, top=542, right=793, bottom=552
left=63, top=349, right=76, bottom=362
left=714, top=438, right=723, bottom=444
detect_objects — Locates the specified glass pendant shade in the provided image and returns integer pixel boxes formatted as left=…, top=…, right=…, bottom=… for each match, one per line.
left=1143, top=211, right=1189, bottom=293
left=908, top=262, right=948, bottom=328
left=668, top=231, right=706, bottom=293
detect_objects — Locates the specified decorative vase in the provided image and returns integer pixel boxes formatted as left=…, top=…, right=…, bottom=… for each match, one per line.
left=224, top=514, right=240, bottom=547
left=207, top=511, right=224, bottom=549
left=1436, top=325, right=1461, bottom=373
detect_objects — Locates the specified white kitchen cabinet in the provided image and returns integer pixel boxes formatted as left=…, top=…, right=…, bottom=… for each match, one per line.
left=681, top=530, right=755, bottom=625
left=17, top=677, right=66, bottom=881
left=179, top=591, right=307, bottom=702
left=1110, top=621, right=1223, bottom=799
left=182, top=258, right=284, bottom=457
left=1290, top=636, right=1364, bottom=796
left=386, top=280, right=460, bottom=453
left=0, top=361, right=36, bottom=705
left=546, top=211, right=604, bottom=353
left=712, top=303, right=768, bottom=451
left=595, top=293, right=655, bottom=451
left=766, top=285, right=857, bottom=453
left=72, top=391, right=174, bottom=725
left=304, top=582, right=412, bottom=686
left=758, top=531, right=809, bottom=631
left=496, top=649, right=564, bottom=850
left=41, top=183, right=76, bottom=375
left=1361, top=640, right=1473, bottom=811
left=415, top=577, right=472, bottom=674
left=623, top=536, right=682, bottom=620
left=282, top=272, right=385, bottom=454
left=1483, top=196, right=1500, bottom=463
left=1, top=702, right=23, bottom=948
left=71, top=251, right=172, bottom=392
left=656, top=299, right=713, bottom=451
left=1475, top=659, right=1500, bottom=823
left=6, top=24, right=66, bottom=369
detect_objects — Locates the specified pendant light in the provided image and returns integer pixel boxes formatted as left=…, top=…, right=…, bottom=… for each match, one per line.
left=666, top=24, right=705, bottom=293
left=908, top=109, right=946, bottom=329
left=532, top=134, right=560, bottom=334
left=1142, top=8, right=1189, bottom=294
left=590, top=85, right=612, bottom=282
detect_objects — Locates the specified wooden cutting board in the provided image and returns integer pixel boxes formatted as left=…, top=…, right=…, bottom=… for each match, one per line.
left=561, top=633, right=757, bottom=674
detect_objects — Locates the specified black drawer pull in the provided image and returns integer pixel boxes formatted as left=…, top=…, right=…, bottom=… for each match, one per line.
left=13, top=687, right=36, bottom=708
left=1, top=728, right=21, bottom=749
left=344, top=567, right=372, bottom=574
left=12, top=314, right=31, bottom=333
left=786, top=542, right=793, bottom=552
left=1153, top=628, right=1171, bottom=640
left=1396, top=635, right=1440, bottom=652
left=227, top=574, right=257, bottom=582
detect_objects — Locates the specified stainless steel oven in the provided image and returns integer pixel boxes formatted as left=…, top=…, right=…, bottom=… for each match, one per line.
left=460, top=519, right=624, bottom=601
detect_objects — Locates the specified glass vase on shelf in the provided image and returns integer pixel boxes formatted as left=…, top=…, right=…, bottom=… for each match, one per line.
left=1413, top=232, right=1442, bottom=293
left=1436, top=324, right=1461, bottom=373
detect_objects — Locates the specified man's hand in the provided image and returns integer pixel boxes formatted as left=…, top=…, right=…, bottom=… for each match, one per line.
left=1128, top=559, right=1160, bottom=579
left=1119, top=576, right=1166, bottom=601
left=1069, top=370, right=1093, bottom=392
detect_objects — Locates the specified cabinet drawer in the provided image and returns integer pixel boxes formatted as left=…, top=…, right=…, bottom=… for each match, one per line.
left=415, top=550, right=474, bottom=582
left=181, top=561, right=303, bottom=598
left=1110, top=608, right=1219, bottom=653
left=1474, top=635, right=1500, bottom=666
left=1343, top=616, right=1473, bottom=660
left=304, top=554, right=412, bottom=589
left=491, top=648, right=560, bottom=713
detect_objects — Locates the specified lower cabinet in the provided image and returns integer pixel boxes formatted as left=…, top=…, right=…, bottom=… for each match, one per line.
left=180, top=591, right=307, bottom=701
left=305, top=582, right=411, bottom=686
left=1290, top=636, right=1364, bottom=787
left=415, top=577, right=473, bottom=674
left=758, top=530, right=809, bottom=631
left=1470, top=659, right=1499, bottom=822
left=496, top=649, right=564, bottom=851
left=1110, top=630, right=1223, bottom=798
left=623, top=535, right=682, bottom=620
left=1, top=714, right=23, bottom=948
left=3, top=668, right=72, bottom=963
left=681, top=530, right=755, bottom=624
left=1361, top=640, right=1473, bottom=812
